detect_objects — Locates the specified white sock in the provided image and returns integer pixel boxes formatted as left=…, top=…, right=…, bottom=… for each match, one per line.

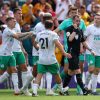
left=85, top=72, right=92, bottom=88
left=0, top=72, right=9, bottom=83
left=88, top=80, right=92, bottom=90
left=46, top=72, right=52, bottom=91
left=12, top=73, right=19, bottom=92
left=39, top=76, right=44, bottom=89
left=22, top=71, right=27, bottom=87
left=57, top=83, right=63, bottom=92
left=32, top=83, right=39, bottom=94
left=22, top=71, right=33, bottom=90
left=91, top=74, right=98, bottom=92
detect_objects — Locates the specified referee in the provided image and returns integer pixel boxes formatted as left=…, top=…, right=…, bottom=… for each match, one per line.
left=62, top=14, right=95, bottom=95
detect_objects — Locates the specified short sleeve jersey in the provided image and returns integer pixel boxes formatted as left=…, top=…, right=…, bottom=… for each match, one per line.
left=32, top=22, right=45, bottom=56
left=84, top=24, right=100, bottom=56
left=36, top=29, right=59, bottom=65
left=0, top=27, right=16, bottom=56
left=12, top=22, right=22, bottom=52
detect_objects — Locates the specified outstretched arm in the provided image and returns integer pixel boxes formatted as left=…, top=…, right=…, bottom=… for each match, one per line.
left=54, top=39, right=72, bottom=58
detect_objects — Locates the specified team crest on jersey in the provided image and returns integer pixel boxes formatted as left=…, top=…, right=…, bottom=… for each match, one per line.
left=66, top=32, right=70, bottom=37
left=75, top=35, right=79, bottom=40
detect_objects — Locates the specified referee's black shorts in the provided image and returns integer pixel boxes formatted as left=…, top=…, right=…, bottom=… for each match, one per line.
left=68, top=54, right=79, bottom=70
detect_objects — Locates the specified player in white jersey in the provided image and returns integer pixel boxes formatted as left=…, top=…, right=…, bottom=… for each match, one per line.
left=84, top=13, right=100, bottom=95
left=32, top=20, right=72, bottom=96
left=12, top=8, right=33, bottom=96
left=0, top=17, right=32, bottom=95
left=32, top=13, right=55, bottom=95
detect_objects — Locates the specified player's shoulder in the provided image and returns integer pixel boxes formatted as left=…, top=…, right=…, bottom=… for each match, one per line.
left=3, top=27, right=10, bottom=33
left=35, top=22, right=43, bottom=28
left=86, top=24, right=94, bottom=29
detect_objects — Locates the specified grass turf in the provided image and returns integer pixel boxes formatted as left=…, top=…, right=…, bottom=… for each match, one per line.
left=0, top=89, right=100, bottom=100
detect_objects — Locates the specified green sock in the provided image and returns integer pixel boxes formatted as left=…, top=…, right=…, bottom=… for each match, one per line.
left=76, top=74, right=83, bottom=94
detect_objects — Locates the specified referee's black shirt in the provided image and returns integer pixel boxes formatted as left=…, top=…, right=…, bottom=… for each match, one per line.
left=65, top=25, right=85, bottom=56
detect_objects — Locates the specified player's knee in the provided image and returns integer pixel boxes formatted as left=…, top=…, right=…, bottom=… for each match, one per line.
left=20, top=64, right=27, bottom=71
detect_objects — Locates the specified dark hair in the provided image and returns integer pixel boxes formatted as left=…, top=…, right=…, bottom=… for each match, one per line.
left=43, top=13, right=52, bottom=22
left=72, top=14, right=80, bottom=20
left=13, top=8, right=21, bottom=14
left=44, top=20, right=53, bottom=29
left=6, top=17, right=14, bottom=22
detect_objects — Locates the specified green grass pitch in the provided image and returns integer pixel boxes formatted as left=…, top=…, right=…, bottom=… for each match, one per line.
left=0, top=89, right=100, bottom=100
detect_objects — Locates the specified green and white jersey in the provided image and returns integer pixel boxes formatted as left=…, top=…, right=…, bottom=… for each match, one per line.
left=36, top=29, right=59, bottom=65
left=84, top=24, right=100, bottom=56
left=32, top=22, right=45, bottom=56
left=0, top=27, right=16, bottom=56
left=12, top=22, right=22, bottom=52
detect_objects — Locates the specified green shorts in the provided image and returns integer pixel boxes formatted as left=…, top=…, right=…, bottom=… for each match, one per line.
left=0, top=55, right=16, bottom=70
left=95, top=56, right=100, bottom=68
left=79, top=54, right=84, bottom=62
left=86, top=54, right=100, bottom=68
left=86, top=54, right=95, bottom=67
left=13, top=52, right=26, bottom=65
left=32, top=56, right=39, bottom=66
left=37, top=63, right=60, bottom=75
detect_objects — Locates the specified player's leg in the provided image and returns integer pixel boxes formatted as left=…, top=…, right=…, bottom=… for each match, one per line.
left=0, top=56, right=10, bottom=83
left=8, top=55, right=19, bottom=95
left=85, top=54, right=95, bottom=90
left=76, top=54, right=84, bottom=95
left=32, top=64, right=46, bottom=96
left=14, top=52, right=33, bottom=96
left=91, top=56, right=100, bottom=95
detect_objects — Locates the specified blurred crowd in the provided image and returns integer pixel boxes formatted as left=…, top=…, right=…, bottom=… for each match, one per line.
left=0, top=0, right=100, bottom=62
left=0, top=0, right=100, bottom=30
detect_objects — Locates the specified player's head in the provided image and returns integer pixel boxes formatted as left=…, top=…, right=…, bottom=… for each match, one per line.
left=42, top=13, right=52, bottom=24
left=94, top=13, right=100, bottom=26
left=6, top=17, right=16, bottom=28
left=68, top=6, right=78, bottom=18
left=44, top=20, right=54, bottom=30
left=73, top=14, right=80, bottom=27
left=13, top=8, right=22, bottom=22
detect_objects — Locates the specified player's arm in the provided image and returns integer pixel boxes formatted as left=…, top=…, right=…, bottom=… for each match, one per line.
left=11, top=31, right=33, bottom=41
left=31, top=35, right=39, bottom=51
left=54, top=27, right=61, bottom=35
left=54, top=40, right=72, bottom=58
left=82, top=42, right=96, bottom=56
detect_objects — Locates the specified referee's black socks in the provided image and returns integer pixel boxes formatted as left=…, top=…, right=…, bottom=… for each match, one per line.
left=76, top=74, right=86, bottom=93
left=63, top=74, right=72, bottom=88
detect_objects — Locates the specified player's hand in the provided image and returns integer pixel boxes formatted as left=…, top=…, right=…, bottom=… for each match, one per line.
left=73, top=24, right=78, bottom=29
left=66, top=53, right=72, bottom=58
left=91, top=50, right=96, bottom=56
left=29, top=31, right=33, bottom=36
left=63, top=52, right=72, bottom=58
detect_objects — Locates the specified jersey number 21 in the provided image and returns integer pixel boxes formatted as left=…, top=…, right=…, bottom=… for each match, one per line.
left=39, top=38, right=48, bottom=49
